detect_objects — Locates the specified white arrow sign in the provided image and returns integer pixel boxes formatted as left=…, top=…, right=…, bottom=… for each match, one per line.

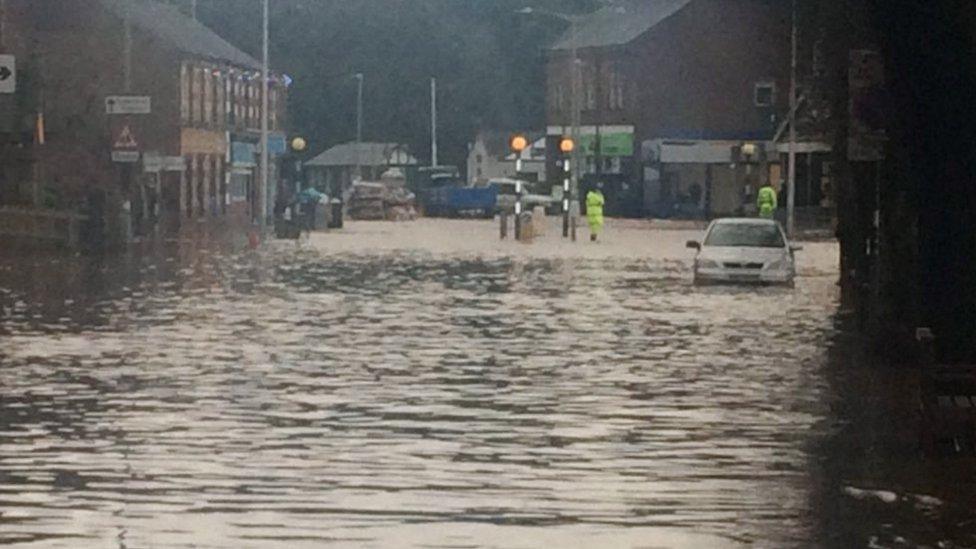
left=0, top=55, right=15, bottom=94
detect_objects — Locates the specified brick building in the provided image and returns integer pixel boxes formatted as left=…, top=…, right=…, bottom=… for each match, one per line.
left=545, top=0, right=805, bottom=218
left=0, top=0, right=288, bottom=247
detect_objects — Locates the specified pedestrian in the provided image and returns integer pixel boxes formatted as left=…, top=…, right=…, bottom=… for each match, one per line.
left=586, top=183, right=605, bottom=242
left=297, top=186, right=325, bottom=240
left=757, top=181, right=778, bottom=219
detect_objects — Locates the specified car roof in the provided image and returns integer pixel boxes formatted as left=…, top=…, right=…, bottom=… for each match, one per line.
left=709, top=217, right=780, bottom=227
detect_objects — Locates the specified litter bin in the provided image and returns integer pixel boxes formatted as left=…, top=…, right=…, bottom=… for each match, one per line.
left=328, top=198, right=344, bottom=229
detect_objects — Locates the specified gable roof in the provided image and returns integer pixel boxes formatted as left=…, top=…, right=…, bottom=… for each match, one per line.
left=552, top=0, right=694, bottom=50
left=306, top=142, right=418, bottom=167
left=100, top=0, right=262, bottom=69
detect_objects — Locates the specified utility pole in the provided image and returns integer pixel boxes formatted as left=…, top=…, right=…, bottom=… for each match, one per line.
left=258, top=0, right=269, bottom=228
left=569, top=18, right=580, bottom=242
left=787, top=0, right=797, bottom=238
left=190, top=0, right=197, bottom=20
left=354, top=72, right=363, bottom=178
left=430, top=77, right=438, bottom=167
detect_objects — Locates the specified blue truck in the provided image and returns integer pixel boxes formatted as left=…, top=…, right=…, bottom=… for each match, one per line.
left=423, top=186, right=498, bottom=218
left=408, top=167, right=500, bottom=218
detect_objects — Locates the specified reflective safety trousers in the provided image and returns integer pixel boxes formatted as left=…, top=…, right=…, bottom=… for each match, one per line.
left=586, top=191, right=605, bottom=232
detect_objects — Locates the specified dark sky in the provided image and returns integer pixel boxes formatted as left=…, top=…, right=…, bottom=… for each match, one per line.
left=191, top=0, right=598, bottom=167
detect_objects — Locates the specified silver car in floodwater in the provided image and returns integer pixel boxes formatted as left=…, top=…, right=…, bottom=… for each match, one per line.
left=687, top=218, right=801, bottom=286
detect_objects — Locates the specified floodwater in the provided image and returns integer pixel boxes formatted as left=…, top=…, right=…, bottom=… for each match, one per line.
left=1, top=219, right=974, bottom=548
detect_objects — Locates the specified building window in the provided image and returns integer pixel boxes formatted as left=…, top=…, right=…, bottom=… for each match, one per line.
left=755, top=81, right=776, bottom=107
left=608, top=68, right=625, bottom=110
left=204, top=155, right=215, bottom=215
left=195, top=155, right=205, bottom=217
left=203, top=67, right=214, bottom=126
left=197, top=68, right=207, bottom=125
left=270, top=87, right=278, bottom=131
left=215, top=71, right=225, bottom=127
left=225, top=74, right=233, bottom=126
left=553, top=84, right=566, bottom=112
left=217, top=156, right=227, bottom=214
left=180, top=63, right=190, bottom=123
left=235, top=78, right=244, bottom=126
left=247, top=82, right=258, bottom=128
left=476, top=154, right=483, bottom=164
left=185, top=155, right=194, bottom=218
left=188, top=67, right=197, bottom=124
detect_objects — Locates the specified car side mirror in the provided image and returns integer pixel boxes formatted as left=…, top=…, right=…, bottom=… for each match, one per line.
left=790, top=244, right=804, bottom=252
left=686, top=240, right=701, bottom=250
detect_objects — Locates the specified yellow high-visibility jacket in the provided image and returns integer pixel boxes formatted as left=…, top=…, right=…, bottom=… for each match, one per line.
left=757, top=185, right=777, bottom=218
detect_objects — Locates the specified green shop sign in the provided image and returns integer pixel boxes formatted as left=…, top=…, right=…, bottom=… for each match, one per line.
left=579, top=132, right=634, bottom=157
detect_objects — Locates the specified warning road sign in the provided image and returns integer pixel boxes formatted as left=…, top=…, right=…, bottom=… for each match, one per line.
left=0, top=55, right=15, bottom=94
left=113, top=125, right=138, bottom=149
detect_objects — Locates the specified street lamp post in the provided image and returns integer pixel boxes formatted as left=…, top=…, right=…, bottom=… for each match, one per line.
left=787, top=0, right=798, bottom=238
left=569, top=22, right=581, bottom=242
left=431, top=77, right=438, bottom=168
left=259, top=0, right=269, bottom=228
left=354, top=72, right=364, bottom=179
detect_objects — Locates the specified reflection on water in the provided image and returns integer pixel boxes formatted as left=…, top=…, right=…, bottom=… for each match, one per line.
left=0, top=233, right=973, bottom=548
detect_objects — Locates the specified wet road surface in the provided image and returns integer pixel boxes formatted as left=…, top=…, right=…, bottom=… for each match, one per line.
left=1, top=220, right=974, bottom=548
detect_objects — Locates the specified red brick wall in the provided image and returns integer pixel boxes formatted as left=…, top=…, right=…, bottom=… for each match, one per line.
left=546, top=0, right=791, bottom=144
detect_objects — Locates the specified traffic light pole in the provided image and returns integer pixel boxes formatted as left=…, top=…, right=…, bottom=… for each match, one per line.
left=515, top=156, right=527, bottom=240
left=570, top=27, right=581, bottom=243
left=562, top=156, right=570, bottom=237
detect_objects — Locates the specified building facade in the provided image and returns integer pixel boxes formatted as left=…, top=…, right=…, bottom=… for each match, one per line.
left=0, top=0, right=288, bottom=248
left=545, top=0, right=814, bottom=218
left=305, top=142, right=418, bottom=194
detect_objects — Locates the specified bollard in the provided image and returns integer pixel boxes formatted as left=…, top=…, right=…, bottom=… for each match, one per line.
left=499, top=212, right=508, bottom=239
left=519, top=211, right=535, bottom=242
left=514, top=207, right=522, bottom=241
left=514, top=180, right=523, bottom=241
left=562, top=201, right=570, bottom=238
left=532, top=205, right=546, bottom=237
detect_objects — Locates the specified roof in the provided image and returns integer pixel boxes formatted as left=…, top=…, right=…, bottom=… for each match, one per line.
left=711, top=217, right=779, bottom=226
left=552, top=0, right=694, bottom=50
left=306, top=142, right=418, bottom=167
left=100, top=0, right=262, bottom=70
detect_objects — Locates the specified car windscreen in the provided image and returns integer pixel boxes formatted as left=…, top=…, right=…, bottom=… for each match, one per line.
left=704, top=223, right=785, bottom=248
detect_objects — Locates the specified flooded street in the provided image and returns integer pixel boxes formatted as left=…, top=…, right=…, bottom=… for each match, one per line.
left=1, top=219, right=974, bottom=548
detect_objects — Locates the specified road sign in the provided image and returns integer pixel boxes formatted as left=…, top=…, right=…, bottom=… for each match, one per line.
left=0, top=55, right=15, bottom=94
left=112, top=151, right=140, bottom=163
left=163, top=156, right=185, bottom=171
left=105, top=95, right=151, bottom=115
left=113, top=125, right=139, bottom=149
left=143, top=152, right=185, bottom=172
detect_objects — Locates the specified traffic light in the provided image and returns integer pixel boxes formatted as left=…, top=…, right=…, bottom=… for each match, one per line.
left=558, top=137, right=575, bottom=154
left=510, top=134, right=529, bottom=153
